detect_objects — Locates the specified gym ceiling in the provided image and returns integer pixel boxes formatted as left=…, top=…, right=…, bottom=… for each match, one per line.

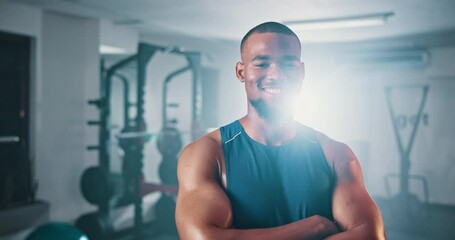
left=11, top=0, right=455, bottom=43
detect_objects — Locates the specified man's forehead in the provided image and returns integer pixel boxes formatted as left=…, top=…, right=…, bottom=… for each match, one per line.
left=241, top=32, right=301, bottom=58
left=244, top=32, right=299, bottom=46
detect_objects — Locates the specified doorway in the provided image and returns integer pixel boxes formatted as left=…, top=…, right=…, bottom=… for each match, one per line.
left=0, top=31, right=33, bottom=209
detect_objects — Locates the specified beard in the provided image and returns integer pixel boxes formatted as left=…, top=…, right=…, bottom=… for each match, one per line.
left=249, top=98, right=292, bottom=122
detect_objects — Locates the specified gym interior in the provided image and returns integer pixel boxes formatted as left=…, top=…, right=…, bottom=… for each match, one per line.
left=1, top=0, right=454, bottom=239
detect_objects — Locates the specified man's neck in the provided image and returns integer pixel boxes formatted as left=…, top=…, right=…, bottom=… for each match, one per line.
left=240, top=111, right=297, bottom=146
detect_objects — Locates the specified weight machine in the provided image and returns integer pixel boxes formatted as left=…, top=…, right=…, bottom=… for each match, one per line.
left=380, top=84, right=430, bottom=230
left=77, top=43, right=204, bottom=240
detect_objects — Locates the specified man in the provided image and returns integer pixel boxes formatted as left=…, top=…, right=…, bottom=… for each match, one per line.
left=175, top=22, right=385, bottom=240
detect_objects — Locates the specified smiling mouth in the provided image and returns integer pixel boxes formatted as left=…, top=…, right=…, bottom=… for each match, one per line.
left=262, top=87, right=282, bottom=94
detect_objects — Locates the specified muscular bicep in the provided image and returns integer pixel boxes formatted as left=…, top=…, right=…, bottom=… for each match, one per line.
left=175, top=139, right=233, bottom=240
left=176, top=182, right=233, bottom=237
left=329, top=144, right=384, bottom=239
left=332, top=156, right=376, bottom=230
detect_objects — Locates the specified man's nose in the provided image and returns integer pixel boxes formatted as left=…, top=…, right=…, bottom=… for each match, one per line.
left=267, top=63, right=286, bottom=80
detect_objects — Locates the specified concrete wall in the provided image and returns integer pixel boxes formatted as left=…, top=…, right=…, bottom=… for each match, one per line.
left=39, top=11, right=99, bottom=221
left=0, top=0, right=100, bottom=223
left=99, top=19, right=138, bottom=54
left=0, top=0, right=41, bottom=36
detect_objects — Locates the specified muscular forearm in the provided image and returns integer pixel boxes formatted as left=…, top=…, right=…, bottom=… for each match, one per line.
left=180, top=215, right=338, bottom=240
left=324, top=224, right=385, bottom=240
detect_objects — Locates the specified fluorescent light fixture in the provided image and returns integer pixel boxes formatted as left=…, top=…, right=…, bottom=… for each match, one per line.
left=99, top=45, right=128, bottom=54
left=284, top=12, right=394, bottom=30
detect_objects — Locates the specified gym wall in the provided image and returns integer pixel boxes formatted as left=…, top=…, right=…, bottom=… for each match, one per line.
left=0, top=0, right=100, bottom=224
left=39, top=11, right=100, bottom=221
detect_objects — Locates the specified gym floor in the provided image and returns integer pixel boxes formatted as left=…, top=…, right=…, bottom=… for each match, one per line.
left=377, top=197, right=455, bottom=240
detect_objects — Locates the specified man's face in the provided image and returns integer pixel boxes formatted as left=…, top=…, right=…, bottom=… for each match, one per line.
left=236, top=32, right=304, bottom=119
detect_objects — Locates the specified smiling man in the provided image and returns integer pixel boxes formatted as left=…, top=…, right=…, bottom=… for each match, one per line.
left=175, top=22, right=385, bottom=240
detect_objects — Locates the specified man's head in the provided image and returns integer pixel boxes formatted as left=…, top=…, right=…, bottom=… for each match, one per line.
left=240, top=22, right=301, bottom=57
left=236, top=22, right=304, bottom=121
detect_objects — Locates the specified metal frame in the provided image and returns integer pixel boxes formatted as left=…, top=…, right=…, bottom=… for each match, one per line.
left=86, top=42, right=203, bottom=240
left=384, top=84, right=430, bottom=198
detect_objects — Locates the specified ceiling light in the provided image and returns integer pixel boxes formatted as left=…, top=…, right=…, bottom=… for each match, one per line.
left=99, top=45, right=128, bottom=54
left=283, top=12, right=394, bottom=31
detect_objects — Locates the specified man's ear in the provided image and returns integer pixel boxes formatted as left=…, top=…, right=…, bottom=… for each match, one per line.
left=236, top=61, right=245, bottom=83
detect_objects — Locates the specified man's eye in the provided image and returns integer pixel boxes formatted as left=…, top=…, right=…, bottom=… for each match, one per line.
left=255, top=63, right=270, bottom=68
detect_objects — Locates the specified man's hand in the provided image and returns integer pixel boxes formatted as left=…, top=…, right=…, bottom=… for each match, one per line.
left=309, top=215, right=340, bottom=237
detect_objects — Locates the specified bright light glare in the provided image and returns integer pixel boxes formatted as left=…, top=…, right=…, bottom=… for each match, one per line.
left=293, top=82, right=341, bottom=136
left=99, top=45, right=128, bottom=54
left=285, top=12, right=393, bottom=31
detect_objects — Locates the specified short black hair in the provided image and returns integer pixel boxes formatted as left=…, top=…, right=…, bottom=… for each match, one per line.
left=240, top=21, right=301, bottom=52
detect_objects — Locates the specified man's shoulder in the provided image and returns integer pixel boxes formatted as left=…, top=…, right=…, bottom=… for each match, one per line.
left=308, top=128, right=345, bottom=150
left=181, top=129, right=222, bottom=158
left=294, top=123, right=338, bottom=148
left=199, top=128, right=222, bottom=146
left=309, top=128, right=355, bottom=166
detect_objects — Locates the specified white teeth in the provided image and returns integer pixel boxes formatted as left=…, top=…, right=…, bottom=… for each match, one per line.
left=264, top=88, right=282, bottom=94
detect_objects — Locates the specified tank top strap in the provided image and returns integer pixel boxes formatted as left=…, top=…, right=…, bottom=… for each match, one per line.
left=296, top=123, right=319, bottom=144
left=220, top=120, right=243, bottom=145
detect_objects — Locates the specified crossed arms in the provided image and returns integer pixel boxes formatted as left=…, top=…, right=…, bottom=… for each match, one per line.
left=175, top=131, right=385, bottom=240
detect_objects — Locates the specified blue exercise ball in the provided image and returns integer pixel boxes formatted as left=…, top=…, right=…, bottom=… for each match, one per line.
left=26, top=222, right=89, bottom=240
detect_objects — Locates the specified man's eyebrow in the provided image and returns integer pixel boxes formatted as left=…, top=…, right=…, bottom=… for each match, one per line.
left=281, top=55, right=300, bottom=61
left=251, top=55, right=271, bottom=61
left=251, top=55, right=300, bottom=61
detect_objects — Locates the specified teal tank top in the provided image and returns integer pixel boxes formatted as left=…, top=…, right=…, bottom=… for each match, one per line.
left=220, top=120, right=335, bottom=229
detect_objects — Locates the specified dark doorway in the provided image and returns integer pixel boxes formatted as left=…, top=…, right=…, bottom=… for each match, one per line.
left=0, top=31, right=33, bottom=209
